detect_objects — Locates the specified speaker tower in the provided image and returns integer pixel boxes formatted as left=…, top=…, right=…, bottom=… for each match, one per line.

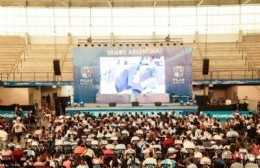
left=202, top=58, right=209, bottom=75
left=53, top=60, right=61, bottom=76
left=109, top=102, right=116, bottom=107
left=131, top=101, right=139, bottom=107
left=154, top=102, right=162, bottom=106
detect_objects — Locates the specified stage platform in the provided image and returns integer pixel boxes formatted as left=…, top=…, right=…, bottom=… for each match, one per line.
left=65, top=103, right=198, bottom=116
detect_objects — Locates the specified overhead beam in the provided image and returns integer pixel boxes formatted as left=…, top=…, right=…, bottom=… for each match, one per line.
left=197, top=0, right=204, bottom=6
left=58, top=0, right=68, bottom=7
left=108, top=0, right=112, bottom=7
left=242, top=0, right=251, bottom=5
left=4, top=0, right=259, bottom=7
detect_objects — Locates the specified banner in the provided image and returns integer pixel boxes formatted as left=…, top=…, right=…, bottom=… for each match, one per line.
left=73, top=47, right=192, bottom=103
left=2, top=81, right=73, bottom=87
left=0, top=110, right=26, bottom=120
left=193, top=79, right=260, bottom=85
left=203, top=111, right=250, bottom=121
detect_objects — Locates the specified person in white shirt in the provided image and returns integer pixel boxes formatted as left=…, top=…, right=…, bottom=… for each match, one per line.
left=194, top=147, right=202, bottom=159
left=211, top=141, right=223, bottom=151
left=222, top=147, right=232, bottom=159
left=33, top=126, right=42, bottom=138
left=226, top=127, right=239, bottom=138
left=0, top=127, right=8, bottom=143
left=226, top=99, right=232, bottom=105
left=131, top=134, right=140, bottom=144
left=200, top=152, right=211, bottom=165
left=12, top=118, right=26, bottom=143
left=136, top=128, right=144, bottom=137
left=121, top=128, right=129, bottom=137
left=183, top=137, right=195, bottom=149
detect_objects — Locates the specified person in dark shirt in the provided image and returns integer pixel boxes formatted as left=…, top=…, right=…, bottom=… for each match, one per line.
left=46, top=94, right=51, bottom=107
left=181, top=151, right=199, bottom=167
left=257, top=101, right=260, bottom=113
left=247, top=123, right=257, bottom=142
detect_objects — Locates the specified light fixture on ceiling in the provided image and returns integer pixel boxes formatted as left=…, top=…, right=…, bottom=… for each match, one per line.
left=167, top=0, right=171, bottom=42
left=165, top=34, right=170, bottom=42
left=88, top=7, right=93, bottom=44
left=87, top=36, right=92, bottom=43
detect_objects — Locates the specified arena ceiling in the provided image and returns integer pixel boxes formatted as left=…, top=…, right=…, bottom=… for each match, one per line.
left=0, top=0, right=259, bottom=8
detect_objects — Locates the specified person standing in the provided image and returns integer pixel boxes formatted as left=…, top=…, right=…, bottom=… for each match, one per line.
left=257, top=101, right=260, bottom=113
left=46, top=94, right=51, bottom=107
left=12, top=118, right=27, bottom=143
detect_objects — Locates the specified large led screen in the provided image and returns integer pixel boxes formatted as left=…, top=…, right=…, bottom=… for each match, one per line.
left=100, top=56, right=165, bottom=94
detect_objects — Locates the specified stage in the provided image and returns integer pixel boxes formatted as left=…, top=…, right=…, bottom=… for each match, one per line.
left=65, top=103, right=198, bottom=116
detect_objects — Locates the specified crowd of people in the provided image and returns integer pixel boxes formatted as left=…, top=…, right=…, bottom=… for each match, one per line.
left=0, top=107, right=260, bottom=168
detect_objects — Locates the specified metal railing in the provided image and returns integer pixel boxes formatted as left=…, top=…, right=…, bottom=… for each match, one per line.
left=1, top=70, right=259, bottom=83
left=0, top=72, right=73, bottom=82
left=195, top=42, right=204, bottom=60
left=193, top=69, right=260, bottom=80
left=236, top=41, right=255, bottom=70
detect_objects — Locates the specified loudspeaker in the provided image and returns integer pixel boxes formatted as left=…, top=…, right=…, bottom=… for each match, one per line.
left=53, top=60, right=61, bottom=76
left=202, top=58, right=209, bottom=75
left=132, top=101, right=139, bottom=106
left=109, top=102, right=116, bottom=107
left=154, top=102, right=162, bottom=106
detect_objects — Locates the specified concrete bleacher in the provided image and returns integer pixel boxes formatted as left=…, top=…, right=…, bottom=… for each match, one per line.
left=243, top=42, right=260, bottom=69
left=192, top=42, right=253, bottom=80
left=242, top=34, right=260, bottom=70
left=0, top=36, right=26, bottom=73
left=1, top=38, right=258, bottom=82
left=7, top=44, right=73, bottom=81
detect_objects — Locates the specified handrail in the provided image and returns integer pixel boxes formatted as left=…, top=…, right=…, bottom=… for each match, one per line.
left=195, top=42, right=204, bottom=60
left=1, top=70, right=259, bottom=82
left=61, top=43, right=71, bottom=70
left=0, top=71, right=73, bottom=82
left=236, top=41, right=255, bottom=70
left=12, top=44, right=30, bottom=73
left=193, top=69, right=259, bottom=80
